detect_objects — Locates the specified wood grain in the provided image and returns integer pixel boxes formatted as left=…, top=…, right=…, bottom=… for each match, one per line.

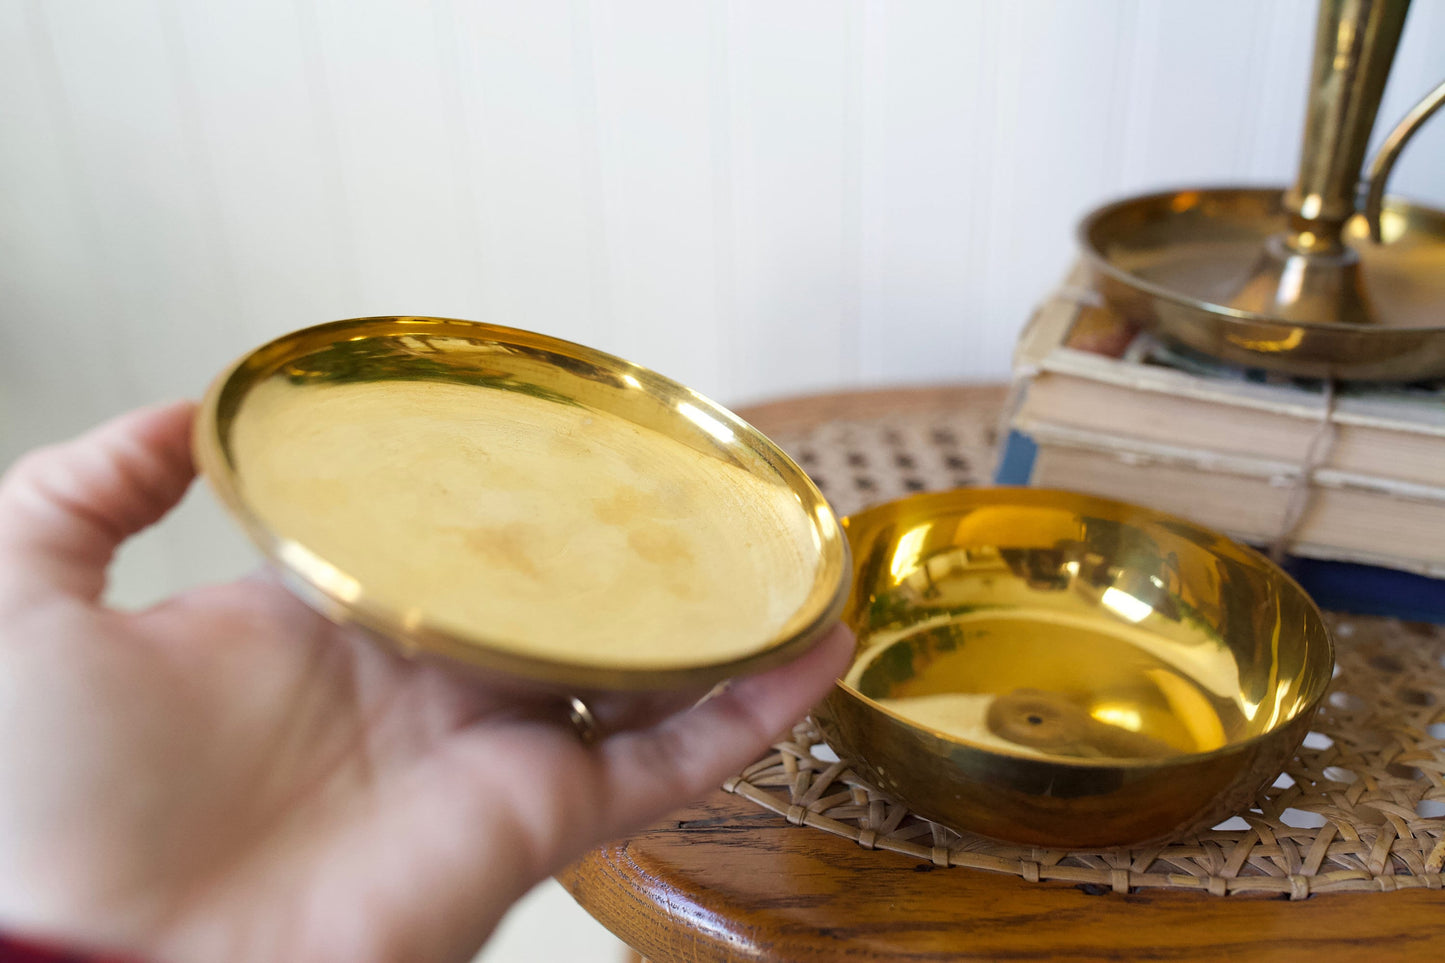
left=558, top=791, right=1444, bottom=962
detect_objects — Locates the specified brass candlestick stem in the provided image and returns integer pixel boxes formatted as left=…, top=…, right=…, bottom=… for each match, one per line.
left=1287, top=0, right=1407, bottom=250
left=1229, top=0, right=1407, bottom=326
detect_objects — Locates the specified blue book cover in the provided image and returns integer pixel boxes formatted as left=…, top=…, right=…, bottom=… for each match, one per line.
left=994, top=428, right=1445, bottom=624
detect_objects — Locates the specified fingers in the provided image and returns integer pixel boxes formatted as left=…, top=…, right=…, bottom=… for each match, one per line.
left=591, top=624, right=855, bottom=843
left=0, top=401, right=197, bottom=603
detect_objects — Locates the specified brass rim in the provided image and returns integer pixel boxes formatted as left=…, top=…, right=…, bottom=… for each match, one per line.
left=1078, top=185, right=1445, bottom=333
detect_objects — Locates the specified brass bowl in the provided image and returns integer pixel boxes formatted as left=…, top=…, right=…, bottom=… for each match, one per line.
left=813, top=488, right=1334, bottom=849
left=1079, top=187, right=1445, bottom=381
left=195, top=317, right=849, bottom=691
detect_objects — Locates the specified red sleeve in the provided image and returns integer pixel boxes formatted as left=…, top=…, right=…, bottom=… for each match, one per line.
left=0, top=934, right=145, bottom=963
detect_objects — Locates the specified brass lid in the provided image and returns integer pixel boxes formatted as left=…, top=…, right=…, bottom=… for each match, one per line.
left=195, top=317, right=849, bottom=691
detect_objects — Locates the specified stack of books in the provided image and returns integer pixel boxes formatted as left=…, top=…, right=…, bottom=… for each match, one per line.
left=995, top=268, right=1445, bottom=621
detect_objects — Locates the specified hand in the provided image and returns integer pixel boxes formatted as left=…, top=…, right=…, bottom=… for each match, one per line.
left=0, top=402, right=852, bottom=963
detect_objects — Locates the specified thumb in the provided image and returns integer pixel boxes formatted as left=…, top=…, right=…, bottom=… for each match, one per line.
left=587, top=623, right=856, bottom=850
left=0, top=401, right=197, bottom=603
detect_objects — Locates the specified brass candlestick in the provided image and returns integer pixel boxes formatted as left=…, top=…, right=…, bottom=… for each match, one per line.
left=1080, top=0, right=1445, bottom=381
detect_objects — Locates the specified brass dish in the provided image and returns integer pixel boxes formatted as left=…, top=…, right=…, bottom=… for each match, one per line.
left=813, top=488, right=1334, bottom=849
left=195, top=317, right=849, bottom=691
left=1080, top=187, right=1445, bottom=381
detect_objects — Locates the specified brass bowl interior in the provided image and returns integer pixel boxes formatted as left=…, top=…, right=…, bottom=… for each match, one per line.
left=196, top=317, right=848, bottom=691
left=1080, top=187, right=1445, bottom=380
left=815, top=488, right=1334, bottom=848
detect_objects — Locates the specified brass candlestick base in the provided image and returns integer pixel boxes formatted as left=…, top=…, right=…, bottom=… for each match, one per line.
left=1080, top=0, right=1445, bottom=381
left=1081, top=188, right=1445, bottom=381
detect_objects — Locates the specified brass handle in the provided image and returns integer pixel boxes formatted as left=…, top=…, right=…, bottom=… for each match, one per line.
left=1362, top=78, right=1445, bottom=242
left=1282, top=0, right=1409, bottom=253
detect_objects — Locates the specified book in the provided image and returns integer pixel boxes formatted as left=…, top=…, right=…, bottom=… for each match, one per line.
left=995, top=426, right=1445, bottom=621
left=998, top=421, right=1445, bottom=578
left=998, top=268, right=1445, bottom=621
left=1008, top=279, right=1445, bottom=489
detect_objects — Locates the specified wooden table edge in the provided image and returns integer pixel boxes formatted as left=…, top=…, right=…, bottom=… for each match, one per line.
left=558, top=789, right=1444, bottom=963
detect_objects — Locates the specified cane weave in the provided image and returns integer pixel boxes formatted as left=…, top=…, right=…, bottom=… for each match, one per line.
left=725, top=393, right=1445, bottom=899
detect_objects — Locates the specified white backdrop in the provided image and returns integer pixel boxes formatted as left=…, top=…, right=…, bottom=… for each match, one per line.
left=3, top=3, right=1444, bottom=959
left=5, top=0, right=1445, bottom=602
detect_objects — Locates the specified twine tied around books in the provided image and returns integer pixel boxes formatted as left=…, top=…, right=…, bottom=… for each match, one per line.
left=1270, top=378, right=1339, bottom=565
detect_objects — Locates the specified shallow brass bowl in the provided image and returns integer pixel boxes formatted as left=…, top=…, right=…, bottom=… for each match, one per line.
left=813, top=488, right=1333, bottom=849
left=195, top=317, right=848, bottom=691
left=1080, top=187, right=1445, bottom=381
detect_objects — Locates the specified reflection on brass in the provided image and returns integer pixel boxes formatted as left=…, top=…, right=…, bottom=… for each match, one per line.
left=984, top=689, right=1178, bottom=761
left=813, top=488, right=1334, bottom=848
left=1080, top=0, right=1445, bottom=380
left=196, top=317, right=849, bottom=691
